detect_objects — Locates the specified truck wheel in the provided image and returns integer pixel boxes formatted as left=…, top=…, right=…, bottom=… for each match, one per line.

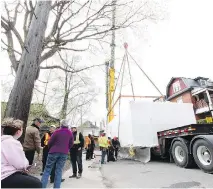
left=192, top=139, right=213, bottom=174
left=172, top=141, right=193, bottom=168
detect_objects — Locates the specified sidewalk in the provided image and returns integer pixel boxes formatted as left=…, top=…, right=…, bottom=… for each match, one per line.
left=49, top=151, right=105, bottom=188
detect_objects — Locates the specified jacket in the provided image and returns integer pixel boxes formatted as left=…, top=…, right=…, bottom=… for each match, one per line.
left=1, top=135, right=29, bottom=180
left=112, top=139, right=120, bottom=149
left=23, top=124, right=41, bottom=154
left=98, top=136, right=108, bottom=148
left=70, top=132, right=84, bottom=151
left=41, top=132, right=52, bottom=147
left=48, top=127, right=74, bottom=154
left=84, top=136, right=91, bottom=149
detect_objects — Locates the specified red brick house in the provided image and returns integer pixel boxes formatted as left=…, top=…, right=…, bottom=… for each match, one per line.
left=166, top=77, right=213, bottom=120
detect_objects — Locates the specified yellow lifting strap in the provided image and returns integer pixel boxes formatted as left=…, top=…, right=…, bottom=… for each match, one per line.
left=129, top=146, right=135, bottom=157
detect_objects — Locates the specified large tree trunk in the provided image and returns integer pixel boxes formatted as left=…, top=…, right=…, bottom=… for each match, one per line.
left=60, top=74, right=69, bottom=119
left=5, top=1, right=52, bottom=143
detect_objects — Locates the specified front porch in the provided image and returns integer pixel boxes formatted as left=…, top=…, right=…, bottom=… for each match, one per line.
left=192, top=88, right=213, bottom=119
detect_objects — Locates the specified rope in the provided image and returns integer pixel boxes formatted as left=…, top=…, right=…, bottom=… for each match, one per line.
left=118, top=55, right=126, bottom=139
left=107, top=53, right=126, bottom=116
left=127, top=50, right=164, bottom=96
left=126, top=51, right=135, bottom=101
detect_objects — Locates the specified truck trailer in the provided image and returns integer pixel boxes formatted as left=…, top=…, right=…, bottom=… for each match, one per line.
left=107, top=100, right=213, bottom=173
left=152, top=123, right=213, bottom=173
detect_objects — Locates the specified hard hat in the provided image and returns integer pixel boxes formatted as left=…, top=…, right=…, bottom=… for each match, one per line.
left=71, top=125, right=78, bottom=128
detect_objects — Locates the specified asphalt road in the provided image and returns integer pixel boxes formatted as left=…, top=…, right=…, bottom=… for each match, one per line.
left=101, top=159, right=213, bottom=188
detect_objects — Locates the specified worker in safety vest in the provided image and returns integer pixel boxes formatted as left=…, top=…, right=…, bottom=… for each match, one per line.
left=98, top=132, right=108, bottom=164
left=85, top=134, right=91, bottom=160
left=69, top=125, right=84, bottom=179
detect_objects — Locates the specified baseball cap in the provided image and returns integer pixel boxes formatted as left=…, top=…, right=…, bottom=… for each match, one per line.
left=50, top=125, right=56, bottom=128
left=33, top=118, right=44, bottom=123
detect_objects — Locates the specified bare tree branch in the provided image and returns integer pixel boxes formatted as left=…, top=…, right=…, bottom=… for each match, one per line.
left=40, top=63, right=105, bottom=73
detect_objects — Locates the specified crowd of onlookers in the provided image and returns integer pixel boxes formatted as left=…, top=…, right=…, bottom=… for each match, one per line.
left=1, top=117, right=120, bottom=188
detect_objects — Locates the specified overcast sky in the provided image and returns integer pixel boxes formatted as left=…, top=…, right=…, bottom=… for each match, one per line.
left=1, top=0, right=213, bottom=125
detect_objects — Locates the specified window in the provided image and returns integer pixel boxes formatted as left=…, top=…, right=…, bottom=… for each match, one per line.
left=177, top=96, right=183, bottom=103
left=199, top=80, right=207, bottom=86
left=173, top=81, right=181, bottom=93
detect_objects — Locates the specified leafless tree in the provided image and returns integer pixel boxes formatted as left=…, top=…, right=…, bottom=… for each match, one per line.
left=1, top=0, right=161, bottom=139
left=1, top=0, right=160, bottom=73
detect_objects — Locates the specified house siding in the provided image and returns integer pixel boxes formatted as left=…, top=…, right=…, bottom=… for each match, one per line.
left=169, top=78, right=187, bottom=97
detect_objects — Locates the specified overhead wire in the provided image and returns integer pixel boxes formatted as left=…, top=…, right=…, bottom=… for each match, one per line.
left=126, top=49, right=135, bottom=101
left=118, top=52, right=126, bottom=139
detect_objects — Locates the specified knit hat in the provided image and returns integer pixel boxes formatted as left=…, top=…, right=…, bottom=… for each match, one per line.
left=60, top=119, right=69, bottom=127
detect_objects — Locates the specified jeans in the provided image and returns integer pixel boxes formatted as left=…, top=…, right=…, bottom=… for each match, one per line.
left=42, top=146, right=55, bottom=182
left=25, top=150, right=35, bottom=165
left=101, top=149, right=107, bottom=164
left=1, top=172, right=41, bottom=188
left=41, top=153, right=67, bottom=188
left=70, top=149, right=83, bottom=174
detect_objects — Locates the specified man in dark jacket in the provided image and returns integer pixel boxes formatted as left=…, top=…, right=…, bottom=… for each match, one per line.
left=23, top=118, right=43, bottom=165
left=112, top=137, right=120, bottom=161
left=90, top=135, right=95, bottom=159
left=69, top=125, right=84, bottom=179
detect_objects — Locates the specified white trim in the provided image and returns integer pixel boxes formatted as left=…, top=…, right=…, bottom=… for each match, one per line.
left=192, top=88, right=213, bottom=96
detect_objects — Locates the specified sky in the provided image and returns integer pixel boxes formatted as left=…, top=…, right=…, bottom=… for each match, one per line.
left=1, top=0, right=213, bottom=126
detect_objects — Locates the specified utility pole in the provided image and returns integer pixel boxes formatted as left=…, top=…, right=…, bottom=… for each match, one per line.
left=108, top=0, right=117, bottom=123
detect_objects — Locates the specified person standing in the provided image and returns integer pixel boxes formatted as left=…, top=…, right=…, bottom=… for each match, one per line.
left=41, top=125, right=60, bottom=183
left=1, top=118, right=42, bottom=188
left=112, top=137, right=120, bottom=160
left=69, top=125, right=84, bottom=179
left=90, top=135, right=95, bottom=159
left=41, top=119, right=73, bottom=189
left=85, top=134, right=91, bottom=160
left=98, top=132, right=108, bottom=164
left=23, top=118, right=43, bottom=165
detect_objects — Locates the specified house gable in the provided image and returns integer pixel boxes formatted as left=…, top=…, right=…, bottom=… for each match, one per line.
left=166, top=77, right=187, bottom=99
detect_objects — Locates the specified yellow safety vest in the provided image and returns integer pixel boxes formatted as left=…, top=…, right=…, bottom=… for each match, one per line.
left=74, top=134, right=80, bottom=144
left=98, top=136, right=108, bottom=148
left=44, top=133, right=51, bottom=146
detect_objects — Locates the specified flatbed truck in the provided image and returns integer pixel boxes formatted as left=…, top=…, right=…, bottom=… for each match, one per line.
left=151, top=123, right=213, bottom=173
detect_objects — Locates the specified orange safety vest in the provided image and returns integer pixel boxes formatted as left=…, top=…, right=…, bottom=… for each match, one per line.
left=44, top=133, right=51, bottom=146
left=84, top=136, right=91, bottom=148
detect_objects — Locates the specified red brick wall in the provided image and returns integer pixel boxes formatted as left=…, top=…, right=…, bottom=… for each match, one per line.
left=169, top=78, right=187, bottom=96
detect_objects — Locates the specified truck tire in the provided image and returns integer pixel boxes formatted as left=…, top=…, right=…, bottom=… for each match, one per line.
left=172, top=141, right=193, bottom=168
left=192, top=139, right=213, bottom=174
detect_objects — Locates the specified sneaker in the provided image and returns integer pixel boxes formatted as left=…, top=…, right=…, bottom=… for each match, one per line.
left=69, top=174, right=77, bottom=178
left=50, top=179, right=65, bottom=184
left=77, top=173, right=82, bottom=179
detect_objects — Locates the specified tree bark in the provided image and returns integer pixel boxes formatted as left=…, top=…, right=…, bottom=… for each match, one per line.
left=5, top=1, right=52, bottom=143
left=60, top=73, right=69, bottom=119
